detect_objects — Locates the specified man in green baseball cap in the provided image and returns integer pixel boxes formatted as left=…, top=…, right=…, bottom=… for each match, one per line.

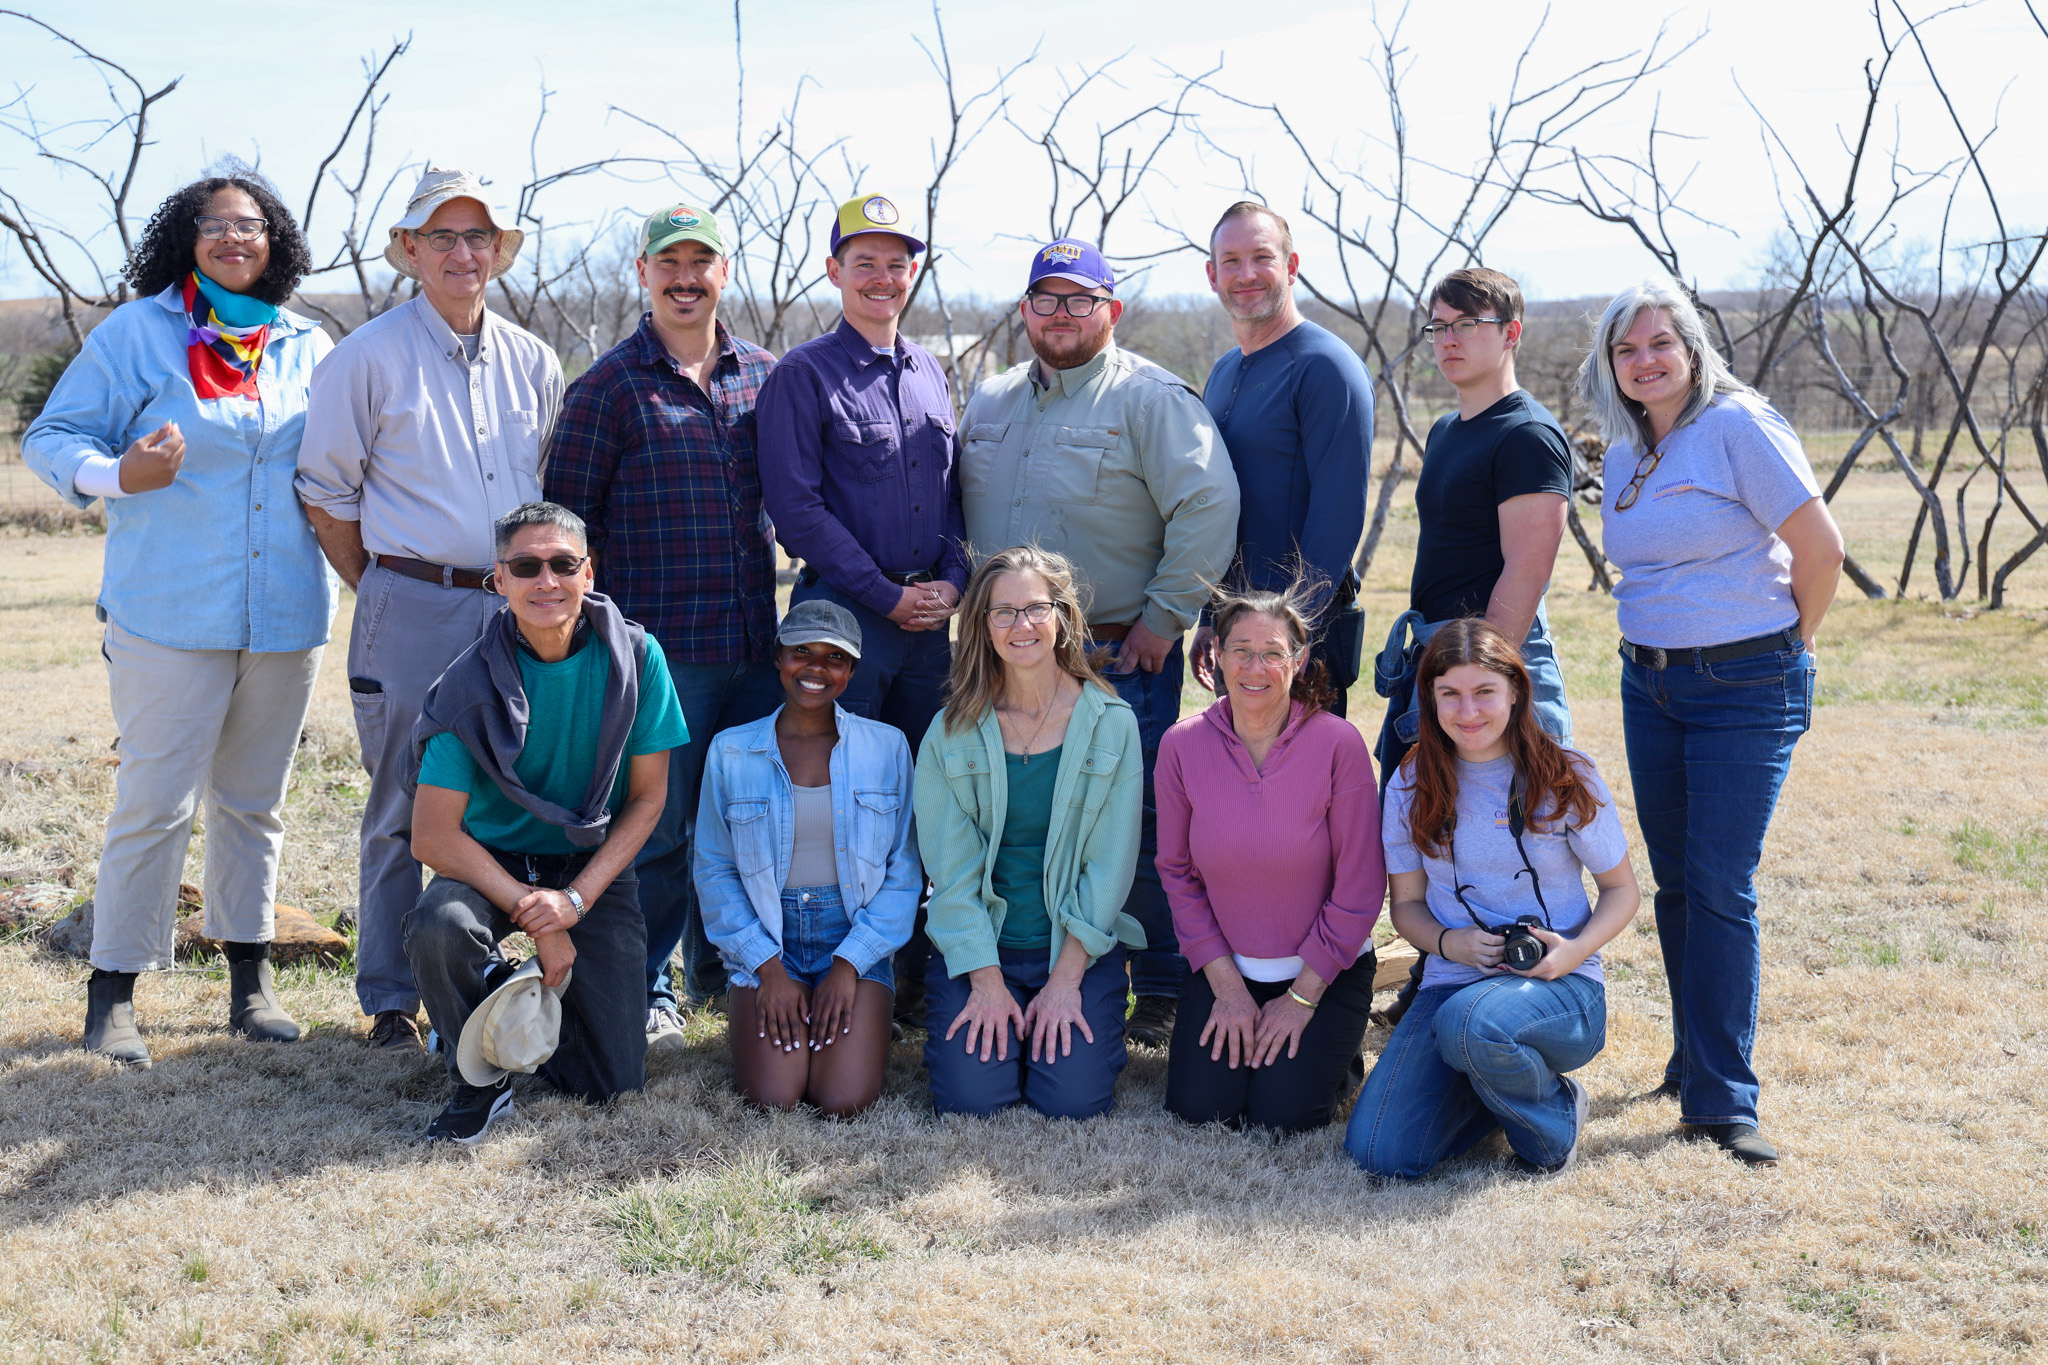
left=543, top=199, right=785, bottom=1053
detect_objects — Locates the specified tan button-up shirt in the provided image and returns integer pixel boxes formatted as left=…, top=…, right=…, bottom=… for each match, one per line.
left=295, top=297, right=563, bottom=570
left=959, top=344, right=1239, bottom=638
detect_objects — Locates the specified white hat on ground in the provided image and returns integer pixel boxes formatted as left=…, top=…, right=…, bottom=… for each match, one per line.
left=456, top=957, right=571, bottom=1086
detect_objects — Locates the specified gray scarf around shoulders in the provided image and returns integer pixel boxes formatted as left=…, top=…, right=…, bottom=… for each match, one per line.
left=407, top=592, right=644, bottom=850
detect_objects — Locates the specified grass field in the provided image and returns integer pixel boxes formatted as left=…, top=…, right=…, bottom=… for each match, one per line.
left=0, top=463, right=2044, bottom=1362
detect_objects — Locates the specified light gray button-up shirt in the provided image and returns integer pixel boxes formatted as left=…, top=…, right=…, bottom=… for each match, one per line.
left=959, top=343, right=1240, bottom=638
left=295, top=297, right=563, bottom=570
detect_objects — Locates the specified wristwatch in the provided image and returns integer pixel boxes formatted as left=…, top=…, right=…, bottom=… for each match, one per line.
left=563, top=887, right=586, bottom=923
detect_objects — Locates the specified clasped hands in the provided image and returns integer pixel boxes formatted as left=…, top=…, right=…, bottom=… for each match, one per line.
left=890, top=580, right=960, bottom=632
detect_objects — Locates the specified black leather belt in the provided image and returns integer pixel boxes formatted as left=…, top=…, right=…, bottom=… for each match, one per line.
left=1620, top=627, right=1801, bottom=671
left=795, top=564, right=936, bottom=589
left=485, top=845, right=594, bottom=891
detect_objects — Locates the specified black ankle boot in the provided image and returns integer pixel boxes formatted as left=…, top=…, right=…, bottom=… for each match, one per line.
left=83, top=968, right=151, bottom=1068
left=225, top=941, right=301, bottom=1043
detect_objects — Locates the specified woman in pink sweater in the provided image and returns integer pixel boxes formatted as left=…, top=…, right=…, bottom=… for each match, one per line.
left=1156, top=585, right=1386, bottom=1132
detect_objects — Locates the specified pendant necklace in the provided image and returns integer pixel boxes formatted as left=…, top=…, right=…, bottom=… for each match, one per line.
left=1017, top=691, right=1058, bottom=764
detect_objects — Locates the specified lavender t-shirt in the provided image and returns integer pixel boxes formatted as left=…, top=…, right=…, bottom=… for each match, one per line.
left=1600, top=391, right=1820, bottom=649
left=1383, top=753, right=1629, bottom=990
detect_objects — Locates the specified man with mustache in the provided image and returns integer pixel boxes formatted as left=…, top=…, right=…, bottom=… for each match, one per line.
left=957, top=238, right=1241, bottom=1048
left=1193, top=202, right=1375, bottom=718
left=543, top=204, right=779, bottom=1052
left=298, top=166, right=564, bottom=1053
left=758, top=194, right=967, bottom=1031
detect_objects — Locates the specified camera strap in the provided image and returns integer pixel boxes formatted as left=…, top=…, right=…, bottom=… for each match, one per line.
left=1443, top=778, right=1554, bottom=932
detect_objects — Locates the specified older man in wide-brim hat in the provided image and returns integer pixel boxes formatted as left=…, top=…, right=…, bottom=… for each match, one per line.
left=296, top=165, right=565, bottom=1053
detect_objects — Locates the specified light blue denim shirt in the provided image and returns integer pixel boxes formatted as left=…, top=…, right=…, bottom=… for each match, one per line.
left=22, top=285, right=338, bottom=652
left=694, top=704, right=921, bottom=976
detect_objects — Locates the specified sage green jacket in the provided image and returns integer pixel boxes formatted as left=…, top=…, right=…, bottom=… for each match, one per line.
left=914, top=684, right=1146, bottom=977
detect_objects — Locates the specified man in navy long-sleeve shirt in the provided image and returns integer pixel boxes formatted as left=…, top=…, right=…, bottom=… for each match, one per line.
left=1194, top=202, right=1374, bottom=716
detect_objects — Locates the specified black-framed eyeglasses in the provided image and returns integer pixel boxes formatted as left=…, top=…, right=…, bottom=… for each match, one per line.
left=194, top=215, right=269, bottom=242
left=1612, top=446, right=1667, bottom=512
left=1026, top=291, right=1108, bottom=318
left=415, top=228, right=501, bottom=253
left=497, top=554, right=588, bottom=579
left=1420, top=316, right=1507, bottom=342
left=987, top=601, right=1057, bottom=628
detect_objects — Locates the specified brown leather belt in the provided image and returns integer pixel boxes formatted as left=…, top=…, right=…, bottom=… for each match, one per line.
left=375, top=554, right=491, bottom=592
left=1087, top=621, right=1132, bottom=643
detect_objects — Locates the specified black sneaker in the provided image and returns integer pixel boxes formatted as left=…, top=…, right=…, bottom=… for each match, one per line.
left=423, top=1079, right=514, bottom=1144
left=1126, top=994, right=1177, bottom=1049
left=1683, top=1121, right=1780, bottom=1166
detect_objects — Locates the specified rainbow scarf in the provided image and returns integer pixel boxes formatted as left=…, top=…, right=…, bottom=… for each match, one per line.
left=182, top=271, right=278, bottom=400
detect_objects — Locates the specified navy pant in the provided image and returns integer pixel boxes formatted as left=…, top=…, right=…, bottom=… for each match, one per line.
left=1621, top=639, right=1813, bottom=1128
left=923, top=946, right=1130, bottom=1119
left=1101, top=640, right=1185, bottom=998
left=639, top=654, right=781, bottom=1008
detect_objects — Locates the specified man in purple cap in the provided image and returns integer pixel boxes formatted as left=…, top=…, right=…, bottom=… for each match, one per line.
left=959, top=237, right=1240, bottom=1047
left=757, top=193, right=967, bottom=1026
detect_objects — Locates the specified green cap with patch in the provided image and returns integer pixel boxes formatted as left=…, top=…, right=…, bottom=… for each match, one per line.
left=643, top=202, right=725, bottom=257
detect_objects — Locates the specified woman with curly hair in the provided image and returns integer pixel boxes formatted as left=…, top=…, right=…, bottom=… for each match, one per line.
left=23, top=170, right=335, bottom=1068
left=1344, top=620, right=1639, bottom=1180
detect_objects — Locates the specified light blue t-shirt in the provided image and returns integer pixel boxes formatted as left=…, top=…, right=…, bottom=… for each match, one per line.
left=1599, top=391, right=1820, bottom=649
left=1383, top=753, right=1629, bottom=990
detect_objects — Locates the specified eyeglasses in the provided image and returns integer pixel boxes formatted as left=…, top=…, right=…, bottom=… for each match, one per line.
left=415, top=228, right=501, bottom=253
left=1026, top=292, right=1108, bottom=318
left=1612, top=447, right=1667, bottom=512
left=1223, top=646, right=1299, bottom=671
left=986, top=601, right=1057, bottom=628
left=1420, top=317, right=1507, bottom=342
left=194, top=215, right=269, bottom=242
left=497, top=554, right=588, bottom=578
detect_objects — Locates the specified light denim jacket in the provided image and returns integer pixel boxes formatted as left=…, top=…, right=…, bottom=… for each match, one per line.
left=694, top=704, right=921, bottom=977
left=22, top=285, right=337, bottom=652
left=914, top=684, right=1146, bottom=977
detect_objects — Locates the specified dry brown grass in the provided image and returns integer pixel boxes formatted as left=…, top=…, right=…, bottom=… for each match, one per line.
left=1, top=479, right=2045, bottom=1363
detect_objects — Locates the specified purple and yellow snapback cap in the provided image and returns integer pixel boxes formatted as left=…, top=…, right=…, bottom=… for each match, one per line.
left=1027, top=238, right=1115, bottom=292
left=830, top=193, right=925, bottom=255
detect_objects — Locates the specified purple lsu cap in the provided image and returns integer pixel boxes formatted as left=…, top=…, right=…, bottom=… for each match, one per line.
left=1027, top=238, right=1115, bottom=293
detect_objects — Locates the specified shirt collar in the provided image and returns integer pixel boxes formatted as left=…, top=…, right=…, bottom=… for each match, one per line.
left=832, top=316, right=912, bottom=370
left=632, top=313, right=737, bottom=375
left=412, top=295, right=497, bottom=364
left=1033, top=343, right=1114, bottom=398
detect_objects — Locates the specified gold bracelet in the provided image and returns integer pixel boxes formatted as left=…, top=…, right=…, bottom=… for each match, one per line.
left=1287, top=987, right=1318, bottom=1010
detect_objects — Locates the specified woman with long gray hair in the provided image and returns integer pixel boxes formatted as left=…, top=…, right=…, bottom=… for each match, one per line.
left=1578, top=279, right=1844, bottom=1166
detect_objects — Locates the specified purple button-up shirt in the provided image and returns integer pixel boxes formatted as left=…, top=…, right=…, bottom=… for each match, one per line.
left=757, top=318, right=967, bottom=617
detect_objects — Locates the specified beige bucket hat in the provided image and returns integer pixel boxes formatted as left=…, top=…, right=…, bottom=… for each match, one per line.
left=384, top=164, right=525, bottom=281
left=456, top=957, right=572, bottom=1086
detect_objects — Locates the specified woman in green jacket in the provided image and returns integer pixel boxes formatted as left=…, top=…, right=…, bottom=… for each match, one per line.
left=915, top=546, right=1146, bottom=1118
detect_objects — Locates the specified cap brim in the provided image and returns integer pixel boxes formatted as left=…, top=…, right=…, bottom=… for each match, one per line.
left=386, top=193, right=525, bottom=281
left=644, top=227, right=725, bottom=257
left=1032, top=270, right=1115, bottom=292
left=776, top=631, right=862, bottom=660
left=833, top=228, right=925, bottom=256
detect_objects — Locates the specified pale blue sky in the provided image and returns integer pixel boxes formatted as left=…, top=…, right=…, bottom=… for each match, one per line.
left=2, top=0, right=2043, bottom=304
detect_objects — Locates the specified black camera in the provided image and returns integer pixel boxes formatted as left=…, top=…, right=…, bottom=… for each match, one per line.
left=1498, top=915, right=1549, bottom=971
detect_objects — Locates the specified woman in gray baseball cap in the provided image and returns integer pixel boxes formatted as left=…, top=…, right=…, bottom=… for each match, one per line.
left=694, top=599, right=920, bottom=1116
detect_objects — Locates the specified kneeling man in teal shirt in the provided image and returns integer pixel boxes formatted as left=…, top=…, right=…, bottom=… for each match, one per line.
left=406, top=501, right=688, bottom=1143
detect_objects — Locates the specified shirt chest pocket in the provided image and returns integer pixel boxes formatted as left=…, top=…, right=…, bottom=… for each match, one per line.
left=723, top=797, right=776, bottom=876
left=1071, top=743, right=1121, bottom=812
left=829, top=418, right=896, bottom=482
left=503, top=410, right=543, bottom=472
left=960, top=422, right=1010, bottom=499
left=1036, top=425, right=1120, bottom=506
left=851, top=787, right=901, bottom=869
left=940, top=746, right=992, bottom=824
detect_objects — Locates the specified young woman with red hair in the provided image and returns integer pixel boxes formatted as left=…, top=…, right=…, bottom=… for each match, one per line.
left=1344, top=619, right=1640, bottom=1179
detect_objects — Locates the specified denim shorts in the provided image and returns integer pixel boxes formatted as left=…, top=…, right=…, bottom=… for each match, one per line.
left=726, top=885, right=895, bottom=992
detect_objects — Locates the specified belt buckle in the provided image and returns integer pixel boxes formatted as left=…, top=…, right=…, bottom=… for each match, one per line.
left=1638, top=644, right=1667, bottom=670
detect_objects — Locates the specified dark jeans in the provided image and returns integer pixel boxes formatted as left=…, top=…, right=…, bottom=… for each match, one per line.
left=641, top=656, right=781, bottom=1008
left=923, top=946, right=1130, bottom=1119
left=1621, top=639, right=1813, bottom=1128
left=1101, top=639, right=1185, bottom=998
left=1165, top=952, right=1377, bottom=1134
left=404, top=857, right=648, bottom=1103
left=792, top=579, right=951, bottom=1003
left=1344, top=974, right=1605, bottom=1178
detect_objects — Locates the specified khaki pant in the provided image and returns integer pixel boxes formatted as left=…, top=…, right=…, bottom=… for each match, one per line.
left=91, top=620, right=322, bottom=972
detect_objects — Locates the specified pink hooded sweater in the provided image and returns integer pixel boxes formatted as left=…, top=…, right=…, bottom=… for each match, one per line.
left=1155, top=698, right=1386, bottom=986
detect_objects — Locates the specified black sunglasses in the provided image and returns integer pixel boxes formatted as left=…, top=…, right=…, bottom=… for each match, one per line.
left=496, top=554, right=588, bottom=579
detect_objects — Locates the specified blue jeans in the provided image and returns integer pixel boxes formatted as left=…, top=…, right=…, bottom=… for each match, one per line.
left=1374, top=601, right=1572, bottom=784
left=726, top=886, right=896, bottom=991
left=1345, top=974, right=1606, bottom=1178
left=1100, top=639, right=1185, bottom=997
left=1621, top=638, right=1814, bottom=1127
left=641, top=655, right=782, bottom=1009
left=923, top=946, right=1130, bottom=1119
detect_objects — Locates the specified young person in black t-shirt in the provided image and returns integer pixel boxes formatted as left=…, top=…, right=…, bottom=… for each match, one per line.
left=1374, top=267, right=1576, bottom=781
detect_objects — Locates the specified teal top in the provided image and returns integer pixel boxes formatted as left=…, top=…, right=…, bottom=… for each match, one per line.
left=417, top=635, right=690, bottom=854
left=993, top=745, right=1062, bottom=950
